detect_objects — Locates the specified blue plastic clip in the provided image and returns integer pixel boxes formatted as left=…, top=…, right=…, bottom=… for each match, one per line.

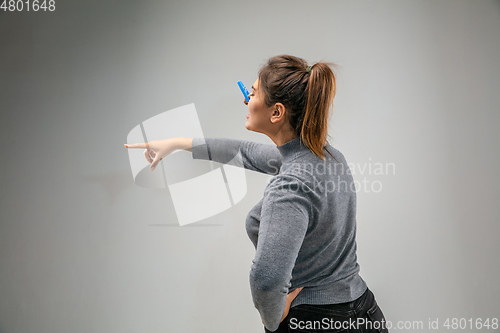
left=237, top=80, right=250, bottom=102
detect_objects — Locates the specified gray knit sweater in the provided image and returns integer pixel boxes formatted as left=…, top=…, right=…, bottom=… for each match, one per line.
left=191, top=136, right=367, bottom=332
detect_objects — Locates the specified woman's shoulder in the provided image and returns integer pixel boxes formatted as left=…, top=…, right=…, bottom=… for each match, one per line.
left=264, top=170, right=320, bottom=201
left=324, top=142, right=349, bottom=164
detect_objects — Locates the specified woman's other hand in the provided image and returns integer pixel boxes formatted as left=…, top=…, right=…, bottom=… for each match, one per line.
left=281, top=287, right=304, bottom=323
left=124, top=137, right=180, bottom=171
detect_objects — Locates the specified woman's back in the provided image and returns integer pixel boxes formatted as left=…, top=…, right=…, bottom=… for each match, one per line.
left=243, top=136, right=367, bottom=308
left=191, top=135, right=367, bottom=329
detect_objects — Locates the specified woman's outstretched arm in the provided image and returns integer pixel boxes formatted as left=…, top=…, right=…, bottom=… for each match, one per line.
left=174, top=137, right=193, bottom=152
left=125, top=136, right=282, bottom=175
left=189, top=137, right=282, bottom=175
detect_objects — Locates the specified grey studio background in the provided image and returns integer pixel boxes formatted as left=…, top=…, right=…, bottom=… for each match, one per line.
left=1, top=0, right=499, bottom=332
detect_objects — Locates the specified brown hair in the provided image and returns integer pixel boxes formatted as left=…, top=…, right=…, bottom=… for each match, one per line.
left=257, top=54, right=339, bottom=162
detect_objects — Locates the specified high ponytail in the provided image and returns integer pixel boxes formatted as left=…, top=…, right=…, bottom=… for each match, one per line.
left=257, top=54, right=339, bottom=162
left=302, top=62, right=337, bottom=161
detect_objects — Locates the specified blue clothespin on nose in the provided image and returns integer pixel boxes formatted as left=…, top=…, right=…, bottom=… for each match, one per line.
left=238, top=81, right=250, bottom=102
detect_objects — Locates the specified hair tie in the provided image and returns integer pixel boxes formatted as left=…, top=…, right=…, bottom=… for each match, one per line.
left=306, top=65, right=313, bottom=73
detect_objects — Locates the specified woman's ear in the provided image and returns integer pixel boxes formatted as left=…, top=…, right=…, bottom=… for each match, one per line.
left=274, top=102, right=285, bottom=114
left=271, top=103, right=287, bottom=124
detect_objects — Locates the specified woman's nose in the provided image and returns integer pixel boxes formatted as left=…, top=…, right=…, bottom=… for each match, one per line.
left=243, top=98, right=248, bottom=105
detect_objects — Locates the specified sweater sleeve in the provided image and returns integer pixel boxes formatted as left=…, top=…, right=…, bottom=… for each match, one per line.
left=249, top=174, right=311, bottom=332
left=191, top=137, right=282, bottom=175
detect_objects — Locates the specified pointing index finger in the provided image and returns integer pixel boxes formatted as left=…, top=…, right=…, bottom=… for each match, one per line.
left=124, top=143, right=150, bottom=149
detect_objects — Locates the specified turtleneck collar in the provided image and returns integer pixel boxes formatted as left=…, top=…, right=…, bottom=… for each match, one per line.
left=277, top=136, right=308, bottom=163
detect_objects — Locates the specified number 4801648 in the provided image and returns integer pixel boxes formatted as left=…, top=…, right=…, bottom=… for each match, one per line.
left=1, top=0, right=56, bottom=11
left=443, top=318, right=498, bottom=330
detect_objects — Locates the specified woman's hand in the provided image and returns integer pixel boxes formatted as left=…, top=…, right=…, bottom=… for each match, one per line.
left=280, top=287, right=304, bottom=323
left=124, top=137, right=181, bottom=171
left=259, top=287, right=304, bottom=326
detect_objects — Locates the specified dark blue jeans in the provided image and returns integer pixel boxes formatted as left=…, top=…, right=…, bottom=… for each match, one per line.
left=264, top=287, right=389, bottom=333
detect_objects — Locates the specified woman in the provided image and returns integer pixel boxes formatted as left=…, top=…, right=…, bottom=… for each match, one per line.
left=125, top=54, right=389, bottom=333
